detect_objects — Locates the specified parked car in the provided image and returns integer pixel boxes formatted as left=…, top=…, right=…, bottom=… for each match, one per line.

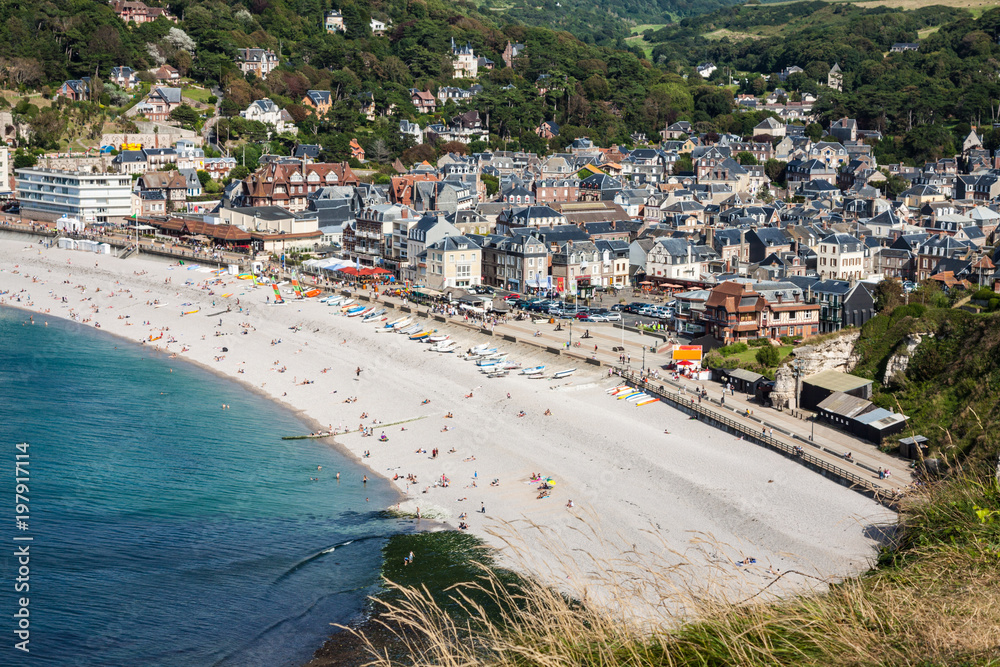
left=604, top=312, right=622, bottom=322
left=610, top=303, right=626, bottom=311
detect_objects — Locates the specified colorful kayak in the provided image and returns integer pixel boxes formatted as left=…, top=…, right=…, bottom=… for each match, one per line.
left=409, top=331, right=432, bottom=340
left=181, top=309, right=200, bottom=316
left=304, top=289, right=322, bottom=298
left=636, top=398, right=659, bottom=406
left=618, top=391, right=643, bottom=400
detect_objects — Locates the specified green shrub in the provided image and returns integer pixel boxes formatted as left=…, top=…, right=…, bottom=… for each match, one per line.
left=890, top=303, right=927, bottom=321
left=755, top=345, right=780, bottom=367
left=718, top=342, right=748, bottom=356
left=989, top=298, right=1000, bottom=312
left=972, top=288, right=996, bottom=302
left=747, top=338, right=771, bottom=347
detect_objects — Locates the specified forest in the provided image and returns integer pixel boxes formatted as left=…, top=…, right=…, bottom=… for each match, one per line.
left=5, top=0, right=1000, bottom=169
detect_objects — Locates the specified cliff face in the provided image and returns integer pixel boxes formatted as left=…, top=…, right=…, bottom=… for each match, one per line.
left=770, top=331, right=861, bottom=409
left=882, top=333, right=931, bottom=387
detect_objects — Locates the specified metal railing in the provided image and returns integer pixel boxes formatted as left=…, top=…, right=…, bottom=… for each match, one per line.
left=614, top=370, right=892, bottom=500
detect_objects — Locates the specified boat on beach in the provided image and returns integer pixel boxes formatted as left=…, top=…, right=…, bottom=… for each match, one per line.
left=430, top=341, right=457, bottom=352
left=487, top=370, right=510, bottom=378
left=626, top=393, right=649, bottom=403
left=521, top=365, right=545, bottom=375
left=636, top=398, right=659, bottom=406
left=427, top=334, right=449, bottom=343
left=618, top=391, right=643, bottom=400
left=326, top=296, right=344, bottom=306
left=363, top=308, right=386, bottom=321
left=476, top=356, right=507, bottom=367
left=345, top=305, right=368, bottom=316
left=553, top=369, right=577, bottom=379
left=337, top=299, right=355, bottom=310
left=409, top=330, right=433, bottom=340
left=384, top=316, right=406, bottom=328
left=398, top=325, right=422, bottom=335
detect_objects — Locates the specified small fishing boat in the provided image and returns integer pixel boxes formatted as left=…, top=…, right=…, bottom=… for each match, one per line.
left=391, top=317, right=413, bottom=329
left=327, top=297, right=344, bottom=306
left=431, top=341, right=457, bottom=352
left=363, top=308, right=386, bottom=321
left=338, top=299, right=356, bottom=310
left=303, top=289, right=322, bottom=298
left=500, top=361, right=521, bottom=370
left=346, top=306, right=368, bottom=316
left=476, top=356, right=506, bottom=367
left=427, top=334, right=449, bottom=343
left=398, top=325, right=422, bottom=335
left=487, top=370, right=509, bottom=378
left=409, top=331, right=433, bottom=340
left=468, top=343, right=491, bottom=355
left=553, top=369, right=577, bottom=379
left=385, top=316, right=406, bottom=328
left=521, top=365, right=545, bottom=375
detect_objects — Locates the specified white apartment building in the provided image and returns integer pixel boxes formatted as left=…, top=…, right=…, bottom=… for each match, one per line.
left=0, top=146, right=10, bottom=196
left=15, top=167, right=132, bottom=223
left=817, top=233, right=868, bottom=281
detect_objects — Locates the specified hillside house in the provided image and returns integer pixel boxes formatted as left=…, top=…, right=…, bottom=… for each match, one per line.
left=235, top=48, right=279, bottom=79
left=324, top=9, right=345, bottom=32
left=136, top=86, right=182, bottom=122
left=302, top=90, right=332, bottom=115
left=110, top=66, right=138, bottom=89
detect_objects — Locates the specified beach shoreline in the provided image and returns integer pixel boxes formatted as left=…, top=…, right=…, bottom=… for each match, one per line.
left=1, top=238, right=897, bottom=644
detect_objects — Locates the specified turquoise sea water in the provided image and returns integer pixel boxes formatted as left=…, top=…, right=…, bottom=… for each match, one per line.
left=0, top=307, right=405, bottom=666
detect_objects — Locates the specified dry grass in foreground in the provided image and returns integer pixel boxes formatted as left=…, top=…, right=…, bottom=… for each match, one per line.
left=341, top=464, right=1000, bottom=666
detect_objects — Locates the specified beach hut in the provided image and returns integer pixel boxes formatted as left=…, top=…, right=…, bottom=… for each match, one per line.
left=717, top=368, right=765, bottom=395
left=815, top=391, right=909, bottom=443
left=800, top=370, right=873, bottom=411
left=898, top=435, right=929, bottom=460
